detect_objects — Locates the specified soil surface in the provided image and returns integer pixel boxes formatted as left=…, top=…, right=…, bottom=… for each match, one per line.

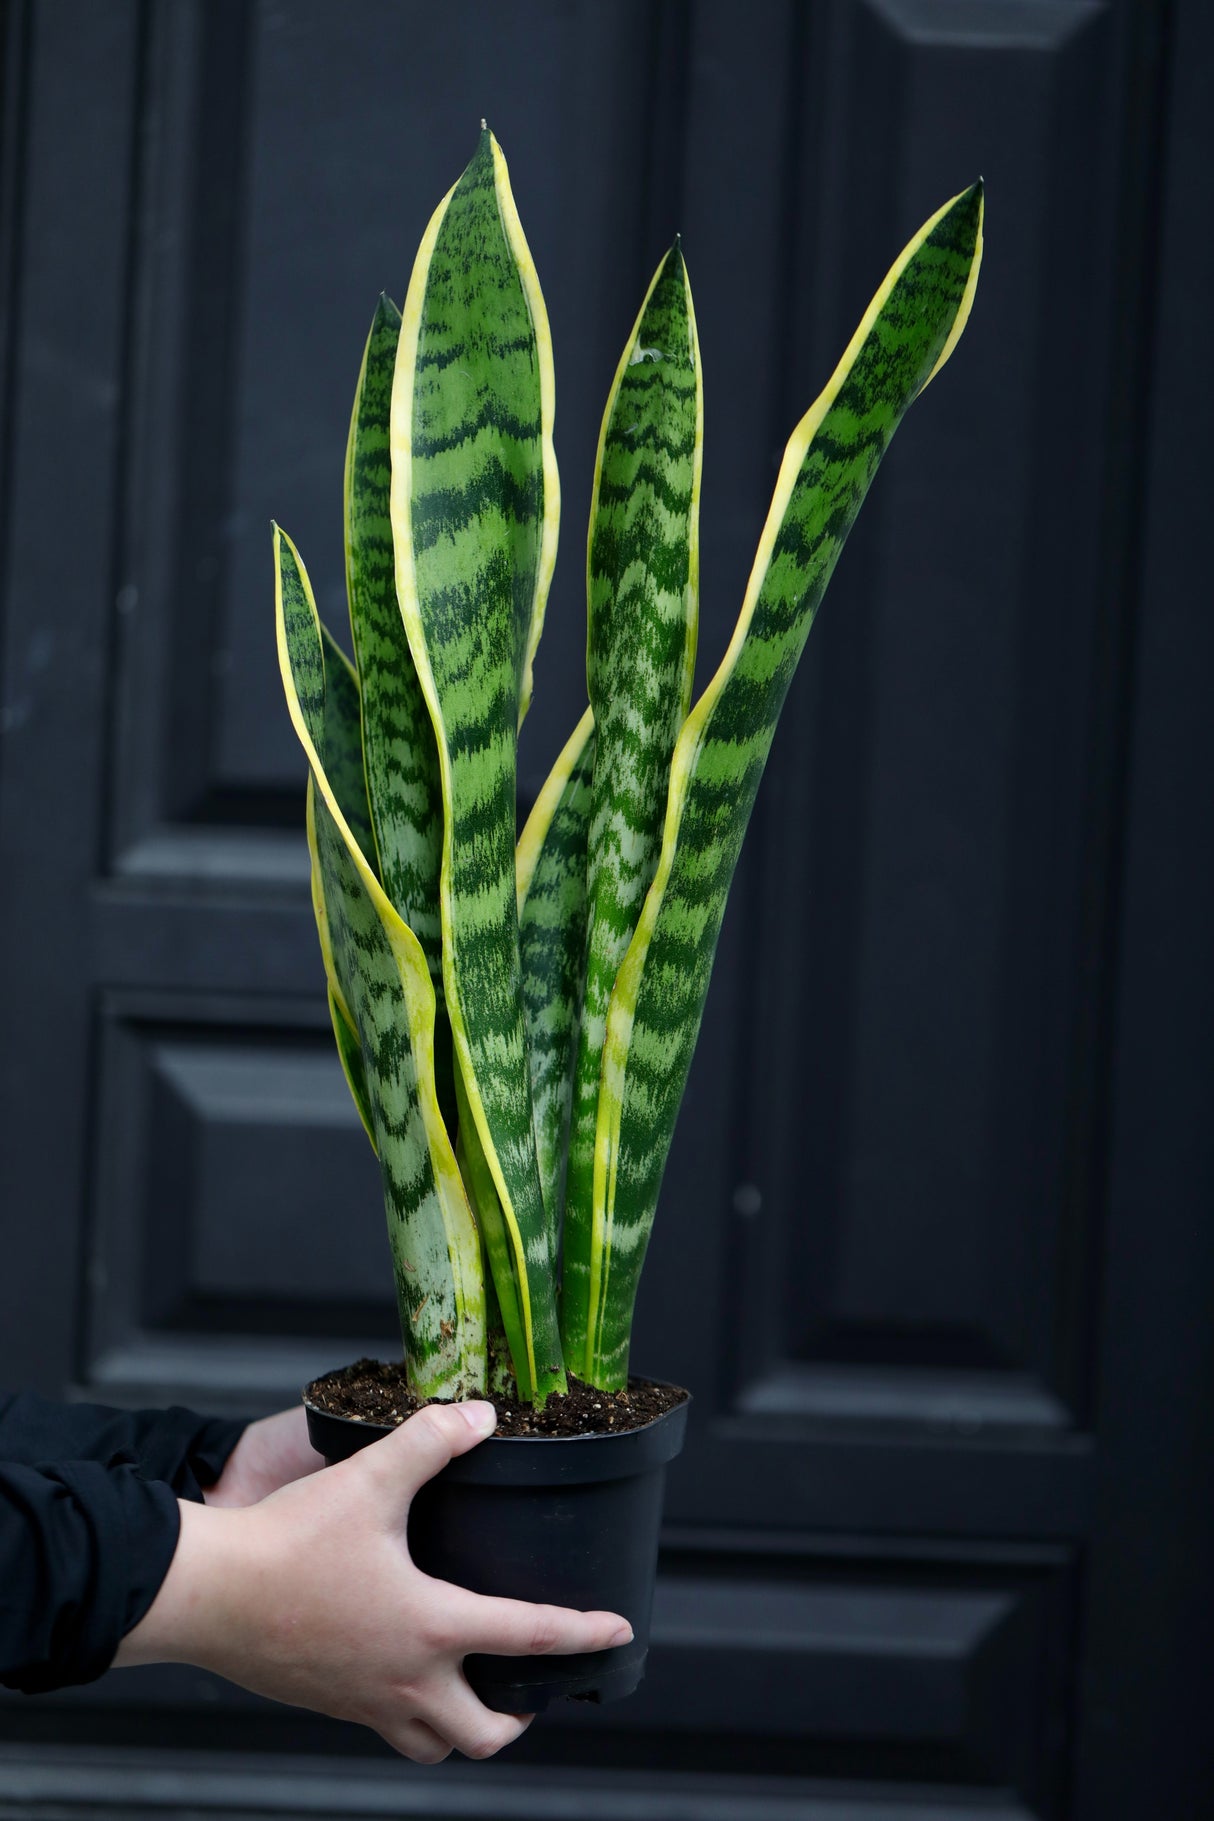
left=305, top=1358, right=688, bottom=1437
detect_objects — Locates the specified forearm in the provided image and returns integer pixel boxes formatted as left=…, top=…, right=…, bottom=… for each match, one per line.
left=115, top=1499, right=255, bottom=1673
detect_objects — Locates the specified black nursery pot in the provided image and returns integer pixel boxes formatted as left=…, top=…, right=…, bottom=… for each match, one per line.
left=304, top=1381, right=688, bottom=1713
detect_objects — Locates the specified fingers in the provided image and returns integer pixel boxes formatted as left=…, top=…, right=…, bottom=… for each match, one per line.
left=420, top=1673, right=534, bottom=1760
left=356, top=1400, right=497, bottom=1506
left=205, top=1408, right=327, bottom=1508
left=249, top=1407, right=326, bottom=1488
left=380, top=1715, right=453, bottom=1764
left=265, top=1404, right=326, bottom=1471
left=446, top=1589, right=633, bottom=1659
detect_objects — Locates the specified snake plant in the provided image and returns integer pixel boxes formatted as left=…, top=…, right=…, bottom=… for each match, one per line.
left=274, top=128, right=982, bottom=1405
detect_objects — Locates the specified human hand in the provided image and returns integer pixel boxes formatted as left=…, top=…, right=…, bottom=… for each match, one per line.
left=204, top=1405, right=325, bottom=1508
left=116, top=1400, right=632, bottom=1761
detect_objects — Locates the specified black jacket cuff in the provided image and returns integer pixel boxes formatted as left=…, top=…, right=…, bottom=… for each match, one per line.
left=0, top=1393, right=246, bottom=1501
left=0, top=1459, right=180, bottom=1694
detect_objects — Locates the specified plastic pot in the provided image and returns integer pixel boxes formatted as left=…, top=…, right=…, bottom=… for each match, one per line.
left=304, top=1380, right=689, bottom=1713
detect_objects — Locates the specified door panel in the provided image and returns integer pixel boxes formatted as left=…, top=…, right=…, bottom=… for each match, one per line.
left=0, top=2, right=1201, bottom=1817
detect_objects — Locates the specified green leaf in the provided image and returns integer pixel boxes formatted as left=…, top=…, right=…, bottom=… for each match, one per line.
left=345, top=295, right=457, bottom=1134
left=304, top=741, right=370, bottom=1144
left=561, top=242, right=702, bottom=1360
left=309, top=816, right=377, bottom=1160
left=453, top=1060, right=534, bottom=1403
left=345, top=294, right=443, bottom=969
left=448, top=708, right=595, bottom=1402
left=275, top=523, right=485, bottom=1397
left=318, top=622, right=375, bottom=863
left=305, top=619, right=379, bottom=1155
left=327, top=985, right=378, bottom=1155
left=517, top=708, right=596, bottom=1235
left=576, top=183, right=985, bottom=1387
left=390, top=128, right=564, bottom=1402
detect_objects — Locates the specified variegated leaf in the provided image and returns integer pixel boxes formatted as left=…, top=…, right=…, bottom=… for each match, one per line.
left=344, top=294, right=457, bottom=1132
left=453, top=1059, right=534, bottom=1401
left=572, top=184, right=985, bottom=1387
left=318, top=621, right=375, bottom=865
left=391, top=128, right=565, bottom=1401
left=517, top=708, right=596, bottom=1233
left=327, top=985, right=377, bottom=1155
left=307, top=620, right=379, bottom=1152
left=275, top=524, right=484, bottom=1397
left=561, top=243, right=702, bottom=1358
left=345, top=294, right=443, bottom=970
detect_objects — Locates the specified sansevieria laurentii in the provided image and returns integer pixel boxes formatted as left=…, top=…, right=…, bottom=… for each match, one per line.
left=275, top=127, right=983, bottom=1404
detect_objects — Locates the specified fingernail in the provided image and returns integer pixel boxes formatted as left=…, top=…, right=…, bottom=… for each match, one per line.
left=609, top=1622, right=633, bottom=1646
left=458, top=1400, right=497, bottom=1437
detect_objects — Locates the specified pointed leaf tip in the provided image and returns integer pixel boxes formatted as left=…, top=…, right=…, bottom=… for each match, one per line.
left=956, top=178, right=984, bottom=225
left=470, top=124, right=495, bottom=172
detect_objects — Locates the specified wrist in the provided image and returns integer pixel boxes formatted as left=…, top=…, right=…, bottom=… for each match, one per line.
left=114, top=1498, right=256, bottom=1672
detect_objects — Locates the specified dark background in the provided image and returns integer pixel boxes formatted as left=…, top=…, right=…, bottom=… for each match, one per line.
left=0, top=1, right=1210, bottom=1816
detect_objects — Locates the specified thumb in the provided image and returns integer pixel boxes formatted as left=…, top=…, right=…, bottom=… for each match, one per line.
left=355, top=1399, right=498, bottom=1507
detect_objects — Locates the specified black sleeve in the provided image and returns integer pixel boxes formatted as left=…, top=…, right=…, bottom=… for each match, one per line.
left=0, top=1458, right=182, bottom=1693
left=0, top=1393, right=246, bottom=1502
left=0, top=1394, right=248, bottom=1695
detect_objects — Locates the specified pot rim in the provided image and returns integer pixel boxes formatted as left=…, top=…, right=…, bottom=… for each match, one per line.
left=303, top=1374, right=690, bottom=1483
left=302, top=1374, right=689, bottom=1445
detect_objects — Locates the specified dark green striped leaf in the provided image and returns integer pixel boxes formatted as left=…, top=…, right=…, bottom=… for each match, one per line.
left=517, top=708, right=596, bottom=1235
left=453, top=1060, right=534, bottom=1403
left=391, top=128, right=564, bottom=1402
left=345, top=295, right=442, bottom=962
left=327, top=985, right=377, bottom=1154
left=561, top=243, right=702, bottom=1358
left=307, top=620, right=379, bottom=1149
left=344, top=297, right=456, bottom=1132
left=309, top=823, right=377, bottom=1159
left=318, top=622, right=375, bottom=864
left=275, top=524, right=485, bottom=1397
left=573, top=184, right=985, bottom=1387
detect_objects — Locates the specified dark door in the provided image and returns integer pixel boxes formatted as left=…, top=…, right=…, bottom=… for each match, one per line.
left=0, top=2, right=1208, bottom=1817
